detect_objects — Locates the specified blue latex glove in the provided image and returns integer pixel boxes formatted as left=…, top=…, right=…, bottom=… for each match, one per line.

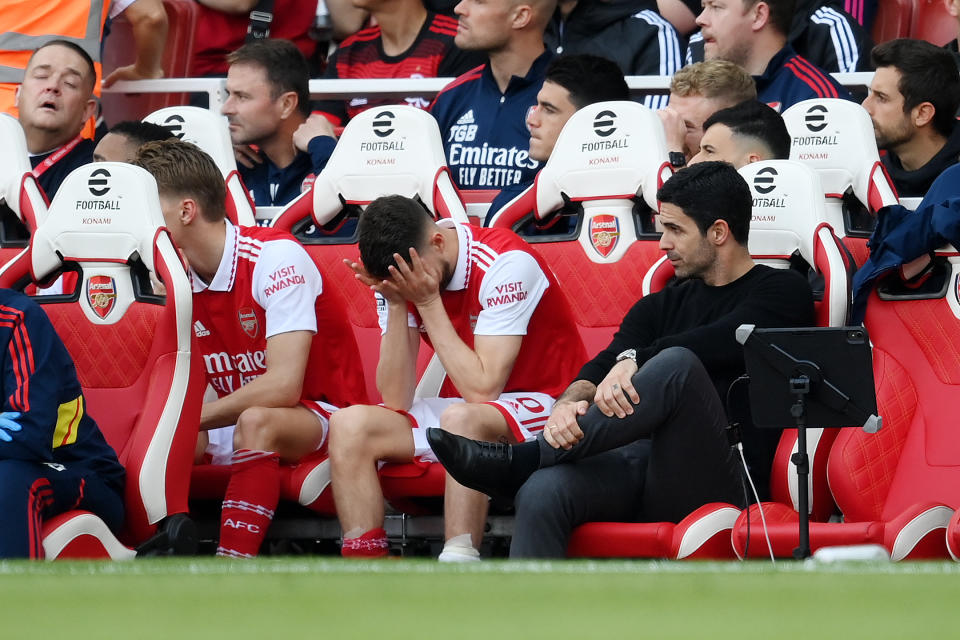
left=0, top=411, right=22, bottom=442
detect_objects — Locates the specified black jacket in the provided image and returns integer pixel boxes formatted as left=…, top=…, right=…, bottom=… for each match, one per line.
left=882, top=124, right=960, bottom=198
left=545, top=0, right=682, bottom=108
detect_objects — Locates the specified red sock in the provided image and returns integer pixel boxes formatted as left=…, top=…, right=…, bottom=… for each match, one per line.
left=217, top=449, right=280, bottom=558
left=341, top=528, right=389, bottom=558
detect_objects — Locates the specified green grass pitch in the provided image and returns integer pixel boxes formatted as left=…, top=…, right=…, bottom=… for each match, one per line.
left=2, top=558, right=959, bottom=639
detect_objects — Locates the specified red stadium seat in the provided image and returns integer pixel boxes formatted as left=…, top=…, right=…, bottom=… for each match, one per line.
left=910, top=0, right=958, bottom=45
left=733, top=247, right=960, bottom=560
left=782, top=99, right=900, bottom=268
left=490, top=101, right=673, bottom=354
left=300, top=104, right=469, bottom=223
left=946, top=508, right=960, bottom=559
left=101, top=0, right=199, bottom=124
left=459, top=189, right=499, bottom=225
left=0, top=114, right=48, bottom=269
left=142, top=106, right=257, bottom=226
left=0, top=162, right=203, bottom=558
left=871, top=0, right=913, bottom=44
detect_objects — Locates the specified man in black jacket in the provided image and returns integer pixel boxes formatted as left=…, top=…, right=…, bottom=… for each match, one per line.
left=428, top=161, right=816, bottom=557
left=543, top=0, right=683, bottom=109
left=863, top=39, right=960, bottom=197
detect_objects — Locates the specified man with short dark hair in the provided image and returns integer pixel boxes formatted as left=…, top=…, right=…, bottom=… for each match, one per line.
left=695, top=0, right=851, bottom=111
left=331, top=194, right=586, bottom=561
left=93, top=120, right=174, bottom=163
left=135, top=139, right=366, bottom=558
left=485, top=54, right=629, bottom=221
left=689, top=100, right=791, bottom=166
left=15, top=40, right=97, bottom=199
left=428, top=161, right=816, bottom=557
left=222, top=39, right=337, bottom=207
left=429, top=0, right=557, bottom=190
left=863, top=38, right=960, bottom=197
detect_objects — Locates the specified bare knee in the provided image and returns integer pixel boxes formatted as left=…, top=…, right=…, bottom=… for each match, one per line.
left=328, top=406, right=368, bottom=457
left=329, top=405, right=399, bottom=461
left=439, top=403, right=502, bottom=440
left=233, top=406, right=277, bottom=451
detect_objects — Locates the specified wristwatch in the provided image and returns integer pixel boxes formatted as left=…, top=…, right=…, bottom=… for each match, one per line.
left=616, top=348, right=637, bottom=365
left=668, top=151, right=687, bottom=168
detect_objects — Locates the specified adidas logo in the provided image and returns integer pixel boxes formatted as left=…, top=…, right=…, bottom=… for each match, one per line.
left=194, top=320, right=210, bottom=337
left=456, top=109, right=475, bottom=125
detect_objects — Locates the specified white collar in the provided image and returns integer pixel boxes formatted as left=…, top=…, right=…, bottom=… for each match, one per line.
left=190, top=220, right=237, bottom=293
left=439, top=218, right=469, bottom=291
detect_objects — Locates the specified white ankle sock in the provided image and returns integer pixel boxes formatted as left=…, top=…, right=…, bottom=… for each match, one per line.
left=438, top=533, right=480, bottom=563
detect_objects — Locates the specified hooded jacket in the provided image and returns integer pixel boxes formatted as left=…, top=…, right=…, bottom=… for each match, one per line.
left=544, top=0, right=682, bottom=109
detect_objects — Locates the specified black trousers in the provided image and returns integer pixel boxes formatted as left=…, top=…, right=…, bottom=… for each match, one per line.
left=511, top=347, right=742, bottom=558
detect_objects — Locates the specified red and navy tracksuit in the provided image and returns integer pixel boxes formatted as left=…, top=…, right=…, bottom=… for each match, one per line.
left=754, top=46, right=852, bottom=112
left=315, top=12, right=485, bottom=126
left=0, top=289, right=124, bottom=558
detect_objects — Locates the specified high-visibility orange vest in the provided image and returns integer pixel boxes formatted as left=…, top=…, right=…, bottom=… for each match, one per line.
left=0, top=0, right=110, bottom=139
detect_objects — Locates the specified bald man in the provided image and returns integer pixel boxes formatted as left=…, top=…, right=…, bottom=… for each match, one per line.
left=430, top=0, right=557, bottom=190
left=16, top=40, right=97, bottom=199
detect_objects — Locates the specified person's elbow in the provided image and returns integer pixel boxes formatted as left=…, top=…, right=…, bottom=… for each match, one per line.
left=126, top=0, right=168, bottom=31
left=270, top=375, right=304, bottom=408
left=460, top=379, right=504, bottom=404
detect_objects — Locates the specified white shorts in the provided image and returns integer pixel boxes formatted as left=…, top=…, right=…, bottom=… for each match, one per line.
left=204, top=399, right=338, bottom=466
left=394, top=392, right=555, bottom=463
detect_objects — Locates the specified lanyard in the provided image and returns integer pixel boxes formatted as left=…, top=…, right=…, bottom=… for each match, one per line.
left=31, top=134, right=84, bottom=178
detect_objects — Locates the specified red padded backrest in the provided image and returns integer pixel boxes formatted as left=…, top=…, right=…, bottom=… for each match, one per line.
left=872, top=0, right=913, bottom=43
left=533, top=241, right=664, bottom=357
left=842, top=236, right=871, bottom=269
left=101, top=0, right=198, bottom=122
left=910, top=0, right=957, bottom=45
left=36, top=264, right=200, bottom=543
left=303, top=243, right=376, bottom=403
left=297, top=242, right=434, bottom=404
left=828, top=292, right=960, bottom=522
left=46, top=301, right=163, bottom=464
left=827, top=347, right=913, bottom=521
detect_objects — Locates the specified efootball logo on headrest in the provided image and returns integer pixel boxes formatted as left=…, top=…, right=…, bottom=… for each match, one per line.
left=163, top=114, right=186, bottom=139
left=372, top=111, right=395, bottom=138
left=753, top=167, right=777, bottom=195
left=88, top=168, right=111, bottom=197
left=593, top=111, right=616, bottom=138
left=804, top=104, right=828, bottom=133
